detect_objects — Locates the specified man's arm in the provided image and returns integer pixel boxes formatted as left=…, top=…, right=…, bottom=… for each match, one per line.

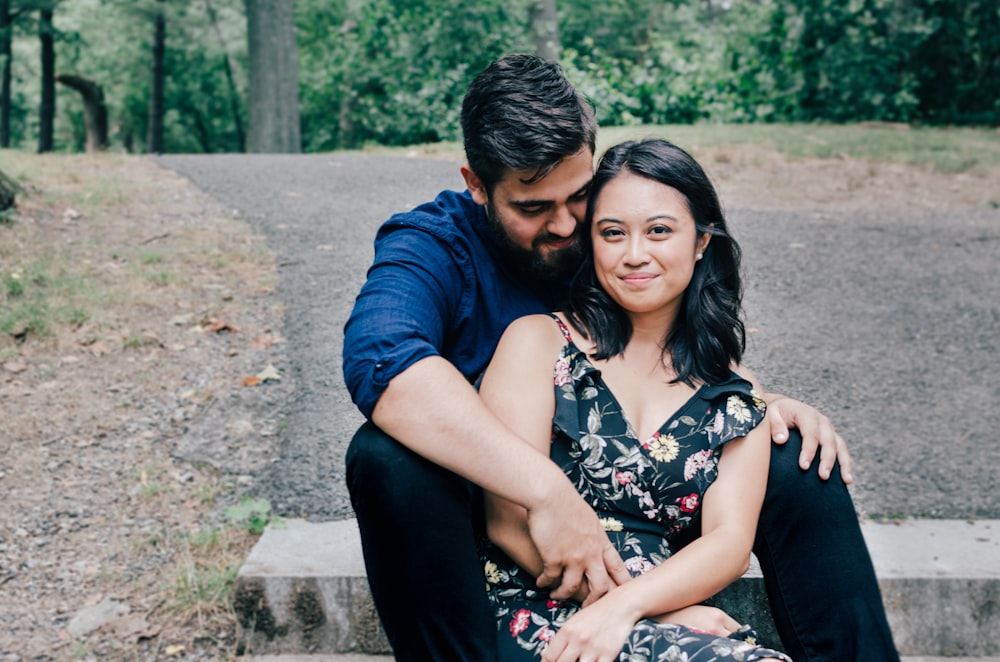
left=762, top=391, right=854, bottom=483
left=372, top=354, right=629, bottom=599
left=345, top=223, right=627, bottom=598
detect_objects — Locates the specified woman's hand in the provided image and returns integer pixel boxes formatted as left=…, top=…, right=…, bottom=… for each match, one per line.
left=655, top=604, right=739, bottom=636
left=541, top=590, right=638, bottom=662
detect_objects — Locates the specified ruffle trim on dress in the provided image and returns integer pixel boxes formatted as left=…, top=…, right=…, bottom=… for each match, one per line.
left=550, top=341, right=766, bottom=450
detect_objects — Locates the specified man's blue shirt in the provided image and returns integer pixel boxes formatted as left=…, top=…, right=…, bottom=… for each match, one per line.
left=343, top=189, right=567, bottom=419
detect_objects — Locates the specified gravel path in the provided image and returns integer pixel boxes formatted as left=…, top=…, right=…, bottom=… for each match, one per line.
left=155, top=153, right=1000, bottom=521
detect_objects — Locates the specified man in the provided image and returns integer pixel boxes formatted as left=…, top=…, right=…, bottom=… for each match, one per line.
left=344, top=54, right=899, bottom=662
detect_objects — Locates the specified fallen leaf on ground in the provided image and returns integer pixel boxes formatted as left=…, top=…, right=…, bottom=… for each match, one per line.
left=2, top=361, right=27, bottom=374
left=165, top=644, right=186, bottom=656
left=244, top=363, right=281, bottom=387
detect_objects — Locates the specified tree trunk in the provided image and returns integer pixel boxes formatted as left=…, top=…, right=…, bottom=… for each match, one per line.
left=38, top=7, right=55, bottom=153
left=205, top=0, right=245, bottom=149
left=245, top=0, right=301, bottom=153
left=529, top=0, right=560, bottom=62
left=1, top=0, right=12, bottom=148
left=55, top=73, right=108, bottom=152
left=147, top=0, right=166, bottom=153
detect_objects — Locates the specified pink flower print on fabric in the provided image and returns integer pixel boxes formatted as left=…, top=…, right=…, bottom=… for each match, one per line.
left=684, top=449, right=715, bottom=481
left=713, top=408, right=725, bottom=435
left=553, top=356, right=571, bottom=386
left=624, top=555, right=655, bottom=575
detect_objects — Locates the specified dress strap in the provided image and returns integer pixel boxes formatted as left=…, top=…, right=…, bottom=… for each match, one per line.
left=545, top=312, right=575, bottom=343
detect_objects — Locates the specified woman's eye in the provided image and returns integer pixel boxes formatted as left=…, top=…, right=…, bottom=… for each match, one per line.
left=649, top=225, right=671, bottom=236
left=600, top=228, right=624, bottom=238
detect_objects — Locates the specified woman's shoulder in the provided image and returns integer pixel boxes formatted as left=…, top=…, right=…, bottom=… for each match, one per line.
left=499, top=313, right=594, bottom=362
left=496, top=314, right=569, bottom=355
left=729, top=363, right=763, bottom=394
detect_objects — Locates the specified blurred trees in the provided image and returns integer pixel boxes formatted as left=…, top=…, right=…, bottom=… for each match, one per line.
left=0, top=0, right=995, bottom=153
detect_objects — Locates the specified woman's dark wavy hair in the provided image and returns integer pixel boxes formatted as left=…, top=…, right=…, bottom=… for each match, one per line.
left=461, top=54, right=597, bottom=193
left=566, top=139, right=745, bottom=386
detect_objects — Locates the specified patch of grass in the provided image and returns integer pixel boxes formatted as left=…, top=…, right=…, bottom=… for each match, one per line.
left=381, top=123, right=1000, bottom=175
left=597, top=123, right=1000, bottom=174
left=0, top=302, right=50, bottom=339
left=133, top=463, right=170, bottom=501
left=0, top=254, right=101, bottom=348
left=166, top=527, right=244, bottom=634
left=138, top=250, right=165, bottom=265
left=148, top=270, right=174, bottom=286
left=3, top=272, right=24, bottom=297
left=224, top=496, right=280, bottom=535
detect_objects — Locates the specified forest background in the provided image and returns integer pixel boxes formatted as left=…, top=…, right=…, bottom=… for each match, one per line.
left=1, top=0, right=998, bottom=157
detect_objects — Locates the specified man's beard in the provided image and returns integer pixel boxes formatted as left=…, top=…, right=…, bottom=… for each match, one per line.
left=485, top=204, right=585, bottom=283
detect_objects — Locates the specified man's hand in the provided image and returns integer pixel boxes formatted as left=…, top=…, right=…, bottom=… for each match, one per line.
left=527, top=484, right=631, bottom=603
left=766, top=394, right=854, bottom=483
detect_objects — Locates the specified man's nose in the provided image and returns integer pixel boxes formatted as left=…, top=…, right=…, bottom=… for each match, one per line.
left=548, top=204, right=577, bottom=238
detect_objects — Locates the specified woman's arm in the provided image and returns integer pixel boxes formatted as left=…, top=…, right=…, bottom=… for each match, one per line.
left=540, top=369, right=772, bottom=662
left=479, top=315, right=623, bottom=595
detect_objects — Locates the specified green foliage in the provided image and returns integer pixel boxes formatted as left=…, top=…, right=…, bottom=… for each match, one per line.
left=1, top=0, right=996, bottom=153
left=5, top=0, right=246, bottom=152
left=295, top=0, right=533, bottom=150
left=224, top=496, right=278, bottom=535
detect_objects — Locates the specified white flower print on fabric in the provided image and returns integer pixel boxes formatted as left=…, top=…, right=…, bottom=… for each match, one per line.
left=726, top=394, right=752, bottom=424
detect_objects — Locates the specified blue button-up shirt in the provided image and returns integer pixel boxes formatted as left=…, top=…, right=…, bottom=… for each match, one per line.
left=343, top=189, right=568, bottom=419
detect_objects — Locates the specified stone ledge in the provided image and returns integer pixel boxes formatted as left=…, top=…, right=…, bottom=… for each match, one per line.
left=235, top=518, right=1000, bottom=657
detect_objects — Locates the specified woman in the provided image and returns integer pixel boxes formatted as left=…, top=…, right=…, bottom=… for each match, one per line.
left=478, top=139, right=792, bottom=662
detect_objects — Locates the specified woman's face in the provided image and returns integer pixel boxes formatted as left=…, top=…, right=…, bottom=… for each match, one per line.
left=591, top=172, right=710, bottom=319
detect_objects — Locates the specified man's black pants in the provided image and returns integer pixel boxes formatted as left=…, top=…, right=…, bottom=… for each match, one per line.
left=345, top=422, right=900, bottom=661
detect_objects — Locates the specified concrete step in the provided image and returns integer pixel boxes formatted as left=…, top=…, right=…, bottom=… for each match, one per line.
left=245, top=658, right=1000, bottom=662
left=234, top=518, right=1000, bottom=658
left=244, top=659, right=1000, bottom=662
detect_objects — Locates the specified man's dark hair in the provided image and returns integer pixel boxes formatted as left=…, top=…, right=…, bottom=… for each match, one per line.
left=567, top=139, right=746, bottom=386
left=461, top=54, right=597, bottom=193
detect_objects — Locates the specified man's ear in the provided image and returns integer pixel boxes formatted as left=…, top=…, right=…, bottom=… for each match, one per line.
left=460, top=165, right=489, bottom=206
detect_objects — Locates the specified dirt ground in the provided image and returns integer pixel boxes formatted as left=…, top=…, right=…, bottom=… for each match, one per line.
left=1, top=155, right=289, bottom=660
left=0, top=147, right=997, bottom=661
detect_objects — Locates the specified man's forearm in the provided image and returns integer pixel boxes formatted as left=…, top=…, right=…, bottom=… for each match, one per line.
left=371, top=355, right=571, bottom=511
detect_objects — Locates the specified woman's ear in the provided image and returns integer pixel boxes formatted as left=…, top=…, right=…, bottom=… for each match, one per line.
left=460, top=165, right=489, bottom=206
left=697, top=232, right=712, bottom=257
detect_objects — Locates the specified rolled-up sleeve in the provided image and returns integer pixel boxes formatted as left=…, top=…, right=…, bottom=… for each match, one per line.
left=343, top=221, right=467, bottom=419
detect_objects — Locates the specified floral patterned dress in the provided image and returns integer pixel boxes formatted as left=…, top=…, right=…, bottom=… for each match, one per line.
left=481, top=315, right=792, bottom=661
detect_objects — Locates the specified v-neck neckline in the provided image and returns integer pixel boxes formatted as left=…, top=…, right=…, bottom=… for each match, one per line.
left=563, top=336, right=707, bottom=444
